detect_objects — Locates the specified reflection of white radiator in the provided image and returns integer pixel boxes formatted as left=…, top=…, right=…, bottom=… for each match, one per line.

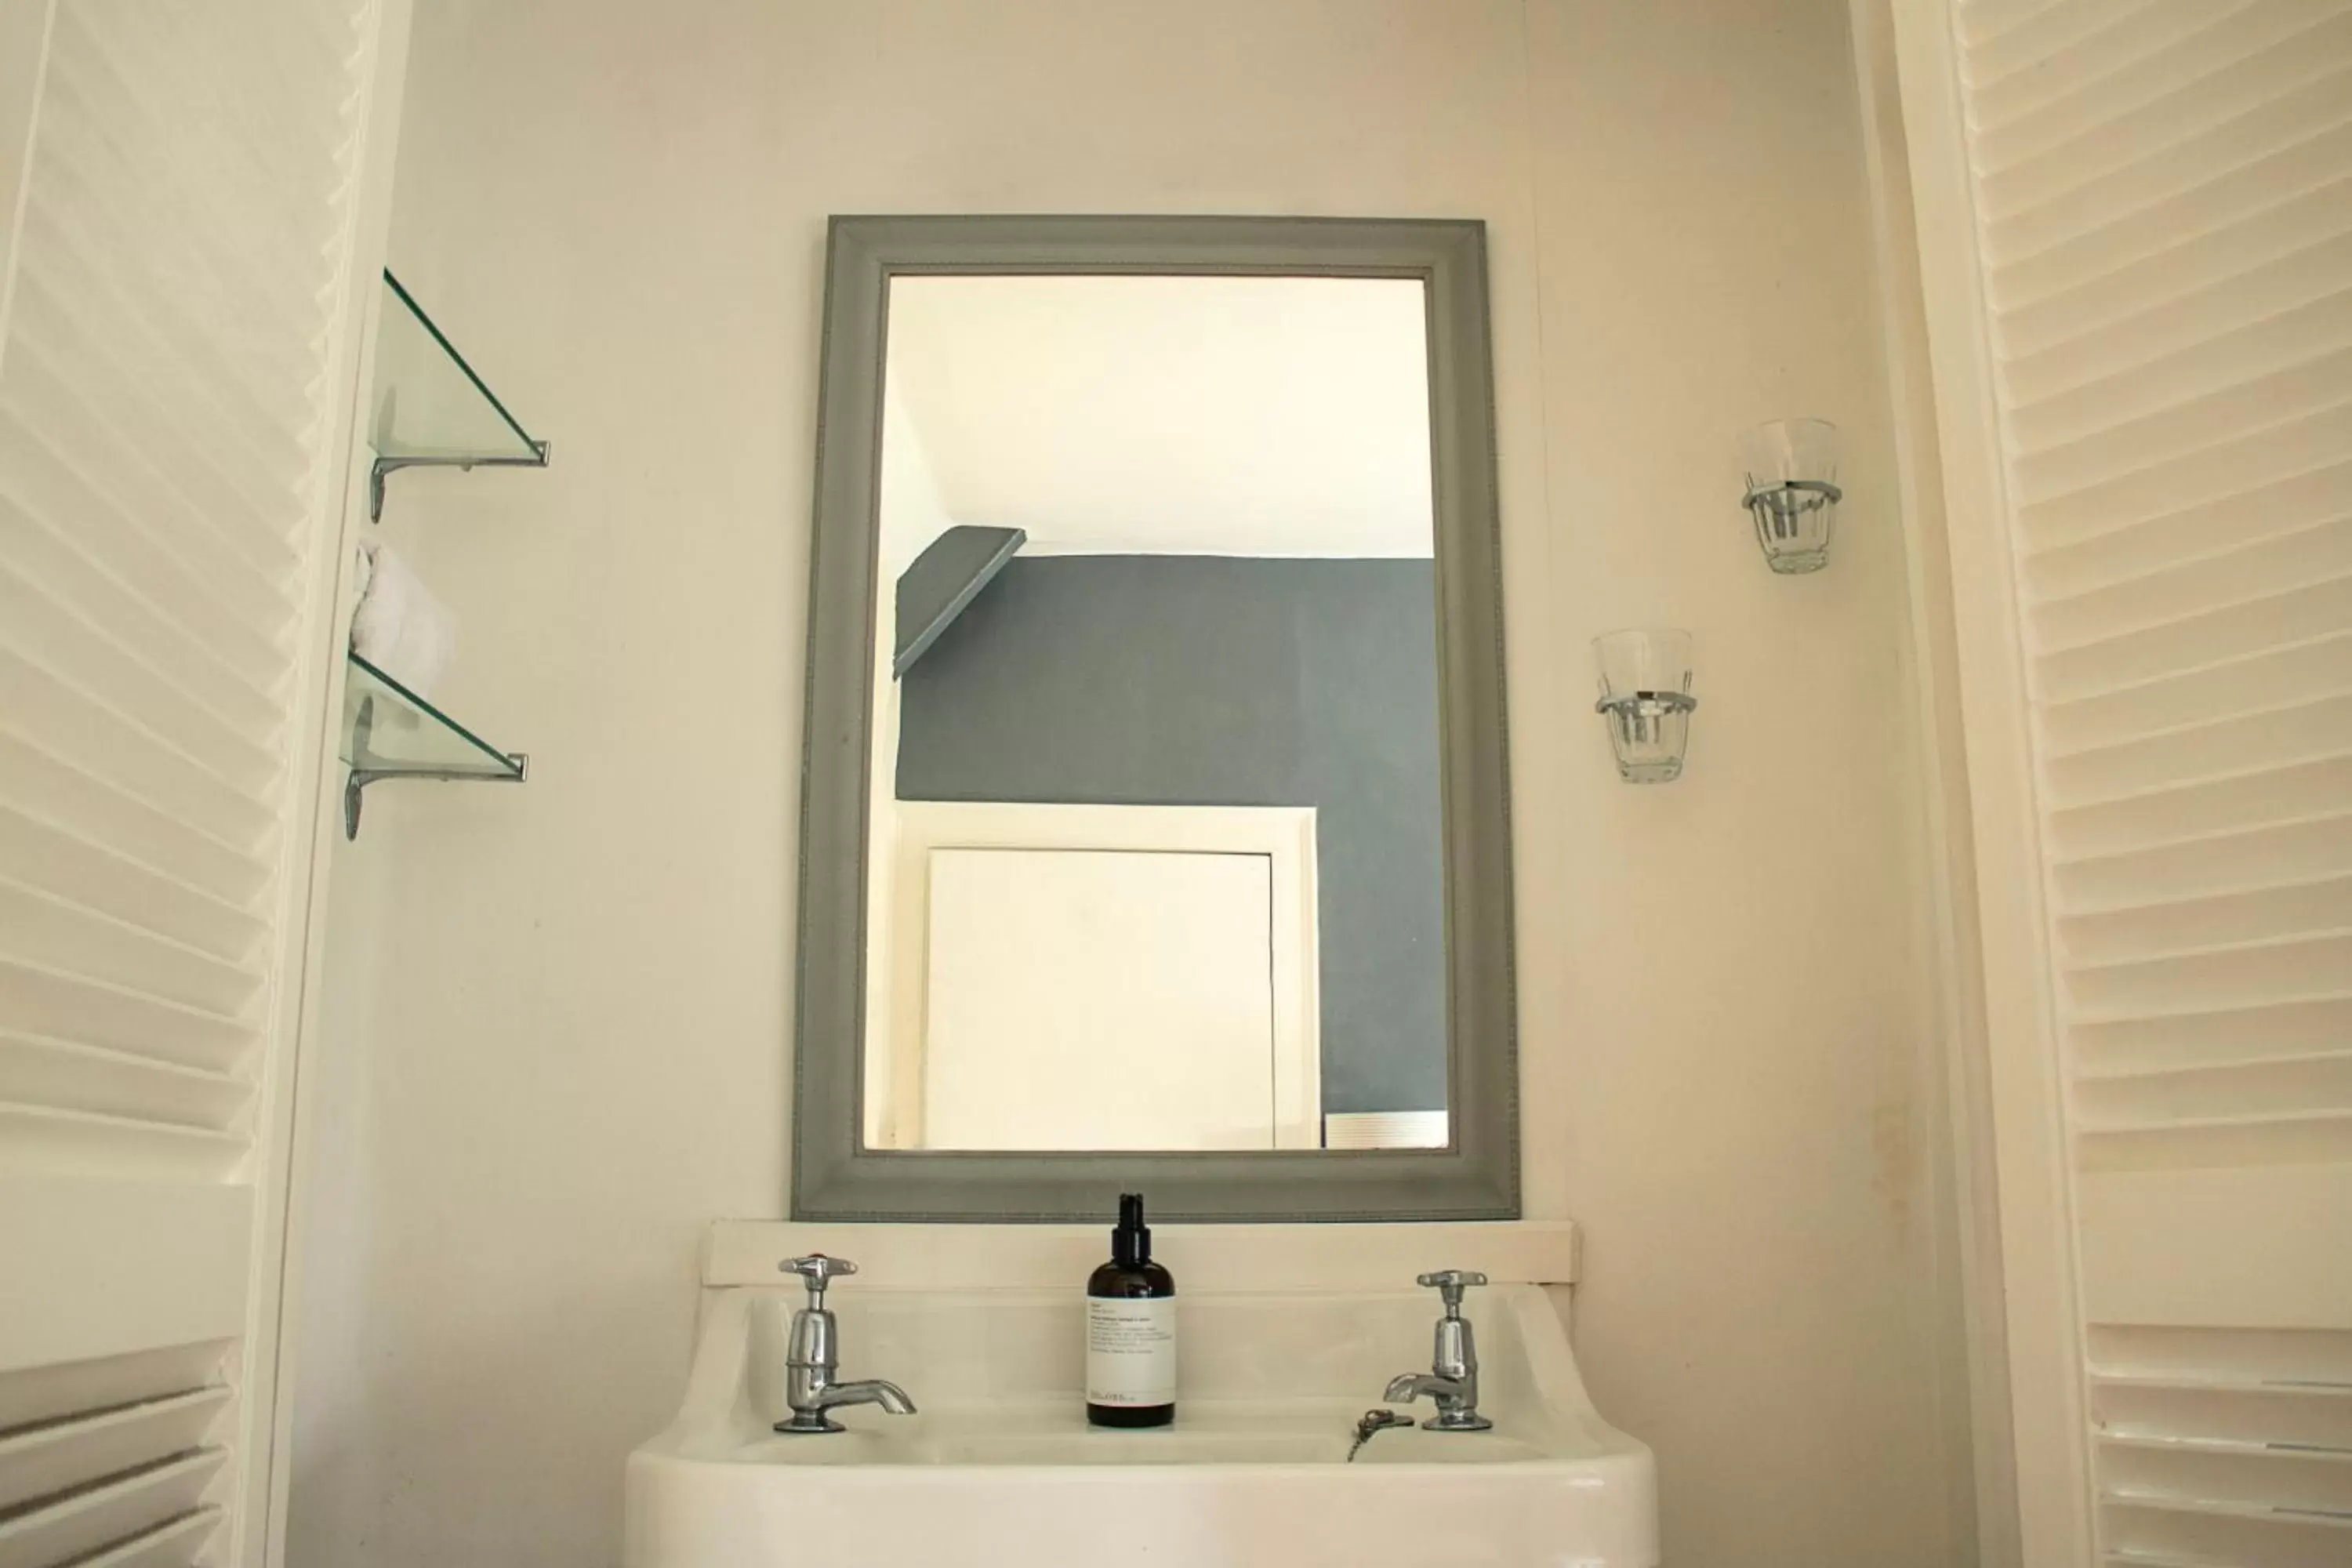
left=1323, top=1111, right=1449, bottom=1150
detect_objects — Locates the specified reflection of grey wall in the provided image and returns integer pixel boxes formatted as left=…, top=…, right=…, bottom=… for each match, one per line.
left=896, top=554, right=1445, bottom=1116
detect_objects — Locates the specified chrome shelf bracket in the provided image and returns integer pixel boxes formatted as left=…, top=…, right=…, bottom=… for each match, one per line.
left=368, top=439, right=551, bottom=522
left=343, top=753, right=529, bottom=841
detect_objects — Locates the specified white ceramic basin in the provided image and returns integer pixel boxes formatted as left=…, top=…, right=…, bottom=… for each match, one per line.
left=626, top=1272, right=1657, bottom=1566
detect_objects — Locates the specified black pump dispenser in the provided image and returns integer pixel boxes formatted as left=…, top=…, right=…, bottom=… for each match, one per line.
left=1085, top=1192, right=1177, bottom=1427
left=1111, top=1192, right=1150, bottom=1267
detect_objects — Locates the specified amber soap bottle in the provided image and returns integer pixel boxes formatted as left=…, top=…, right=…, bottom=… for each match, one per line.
left=1084, top=1193, right=1176, bottom=1427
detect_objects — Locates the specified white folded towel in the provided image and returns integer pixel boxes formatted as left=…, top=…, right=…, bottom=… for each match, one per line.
left=350, top=539, right=457, bottom=701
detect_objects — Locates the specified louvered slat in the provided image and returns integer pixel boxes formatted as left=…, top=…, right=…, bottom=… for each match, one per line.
left=0, top=542, right=285, bottom=763
left=0, top=1386, right=230, bottom=1513
left=2024, top=456, right=2352, bottom=601
left=2001, top=175, right=2352, bottom=361
left=2074, top=995, right=2352, bottom=1077
left=0, top=346, right=303, bottom=632
left=2036, top=572, right=2352, bottom=699
left=2105, top=1442, right=2352, bottom=1514
left=2078, top=1112, right=2352, bottom=1171
left=1994, top=122, right=2352, bottom=310
left=2015, top=402, right=2352, bottom=551
left=0, top=1031, right=247, bottom=1133
left=8, top=267, right=312, bottom=569
left=8, top=220, right=318, bottom=518
left=30, top=24, right=329, bottom=426
left=2005, top=231, right=2352, bottom=405
left=2099, top=1386, right=2352, bottom=1453
left=1951, top=2, right=2352, bottom=1558
left=2047, top=758, right=2352, bottom=861
left=2063, top=876, right=2352, bottom=968
left=38, top=40, right=332, bottom=334
left=2068, top=934, right=2352, bottom=1022
left=2101, top=1498, right=2352, bottom=1568
left=2043, top=692, right=2352, bottom=805
left=72, top=1, right=360, bottom=220
left=0, top=1103, right=247, bottom=1184
left=0, top=957, right=252, bottom=1077
left=0, top=1345, right=223, bottom=1432
left=0, top=651, right=277, bottom=851
left=2078, top=1047, right=2352, bottom=1126
left=0, top=1345, right=233, bottom=1568
left=1978, top=16, right=2352, bottom=212
left=1962, top=0, right=2216, bottom=83
left=0, top=574, right=284, bottom=792
left=2036, top=518, right=2352, bottom=652
left=0, top=735, right=272, bottom=914
left=1973, top=0, right=2332, bottom=166
left=0, top=806, right=267, bottom=964
left=2040, top=633, right=2352, bottom=757
left=2054, top=812, right=2352, bottom=910
left=50, top=1511, right=220, bottom=1568
left=1984, top=65, right=2352, bottom=267
left=0, top=880, right=260, bottom=1020
left=0, top=1450, right=226, bottom=1568
left=2009, top=325, right=2352, bottom=488
left=0, top=408, right=292, bottom=690
left=11, top=191, right=312, bottom=461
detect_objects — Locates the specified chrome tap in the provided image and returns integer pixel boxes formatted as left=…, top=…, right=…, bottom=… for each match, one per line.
left=774, top=1254, right=917, bottom=1434
left=1384, top=1269, right=1494, bottom=1431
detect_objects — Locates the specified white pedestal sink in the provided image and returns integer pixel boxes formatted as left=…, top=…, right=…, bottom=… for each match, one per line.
left=626, top=1223, right=1657, bottom=1567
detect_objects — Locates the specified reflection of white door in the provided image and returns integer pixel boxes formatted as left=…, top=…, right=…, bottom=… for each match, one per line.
left=873, top=802, right=1319, bottom=1150
left=924, top=848, right=1275, bottom=1149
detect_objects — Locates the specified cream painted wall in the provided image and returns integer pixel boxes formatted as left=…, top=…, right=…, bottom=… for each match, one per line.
left=289, top=3, right=1966, bottom=1566
left=1521, top=2, right=1969, bottom=1559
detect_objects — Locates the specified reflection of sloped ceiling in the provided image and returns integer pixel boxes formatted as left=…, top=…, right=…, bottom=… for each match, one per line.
left=884, top=274, right=1435, bottom=561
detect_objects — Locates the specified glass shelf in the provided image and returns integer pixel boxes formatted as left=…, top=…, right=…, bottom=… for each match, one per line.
left=339, top=653, right=527, bottom=838
left=342, top=654, right=523, bottom=779
left=368, top=270, right=549, bottom=519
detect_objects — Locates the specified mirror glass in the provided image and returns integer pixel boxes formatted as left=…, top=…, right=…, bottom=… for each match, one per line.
left=863, top=274, right=1448, bottom=1154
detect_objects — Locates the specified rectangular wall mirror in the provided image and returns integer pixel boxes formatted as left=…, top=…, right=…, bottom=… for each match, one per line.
left=793, top=216, right=1516, bottom=1221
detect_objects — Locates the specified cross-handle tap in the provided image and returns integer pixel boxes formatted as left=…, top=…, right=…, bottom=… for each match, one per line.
left=782, top=1251, right=857, bottom=1302
left=1383, top=1269, right=1494, bottom=1432
left=773, top=1254, right=918, bottom=1434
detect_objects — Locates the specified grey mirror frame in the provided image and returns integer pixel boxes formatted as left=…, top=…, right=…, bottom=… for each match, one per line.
left=791, top=215, right=1517, bottom=1221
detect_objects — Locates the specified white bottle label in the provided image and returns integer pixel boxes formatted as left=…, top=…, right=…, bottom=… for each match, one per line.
left=1086, top=1297, right=1176, bottom=1407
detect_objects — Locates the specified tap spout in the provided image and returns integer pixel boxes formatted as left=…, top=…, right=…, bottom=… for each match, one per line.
left=1385, top=1371, right=1466, bottom=1405
left=814, top=1377, right=917, bottom=1416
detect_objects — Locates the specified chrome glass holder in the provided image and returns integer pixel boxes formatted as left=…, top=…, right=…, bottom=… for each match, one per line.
left=1741, top=477, right=1843, bottom=574
left=1595, top=691, right=1698, bottom=784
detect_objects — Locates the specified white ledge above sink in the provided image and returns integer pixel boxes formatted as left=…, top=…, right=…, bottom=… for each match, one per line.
left=626, top=1222, right=1657, bottom=1567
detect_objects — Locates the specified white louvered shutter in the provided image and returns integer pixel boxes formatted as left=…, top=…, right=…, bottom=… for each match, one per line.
left=1921, top=1, right=2352, bottom=1561
left=0, top=3, right=390, bottom=1564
